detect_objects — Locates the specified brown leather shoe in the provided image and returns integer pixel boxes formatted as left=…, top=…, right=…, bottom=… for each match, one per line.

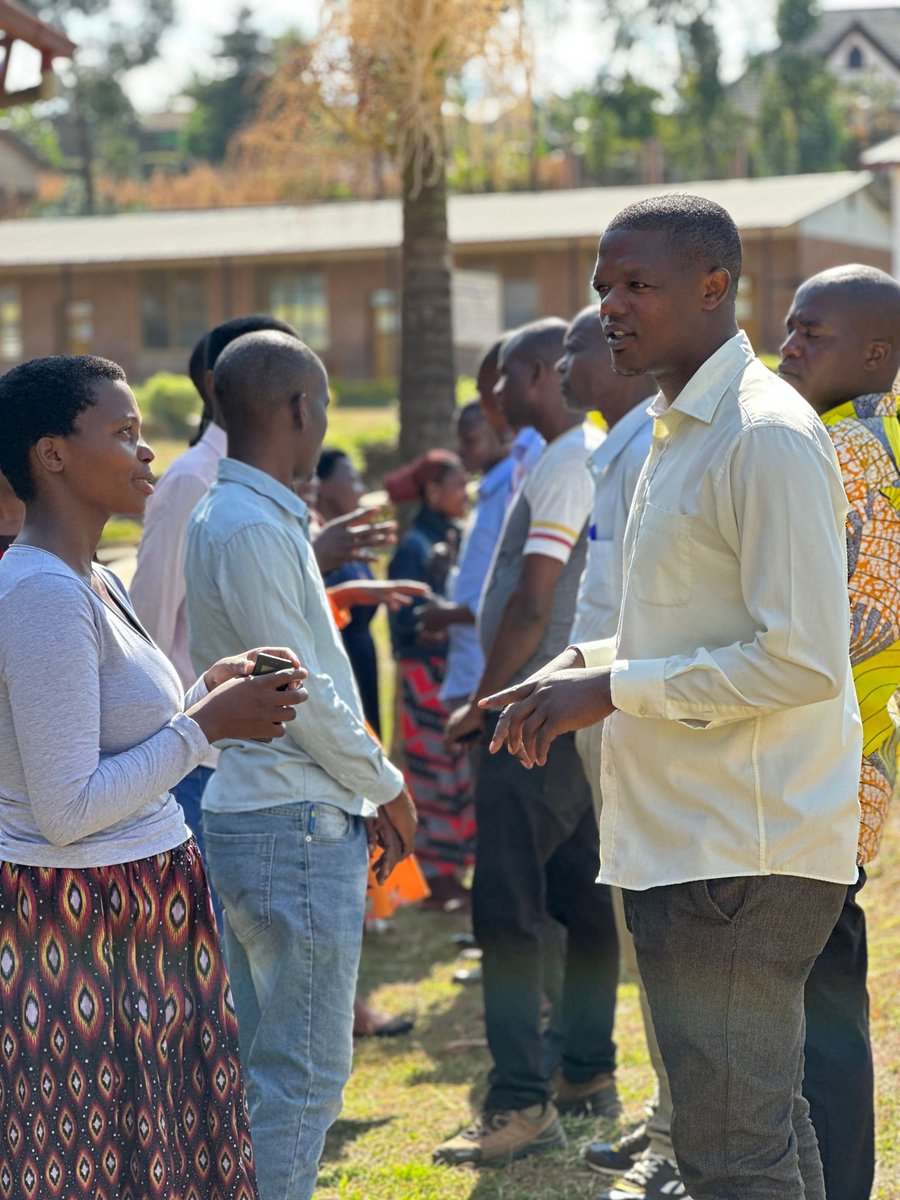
left=432, top=1102, right=566, bottom=1166
left=554, top=1071, right=623, bottom=1118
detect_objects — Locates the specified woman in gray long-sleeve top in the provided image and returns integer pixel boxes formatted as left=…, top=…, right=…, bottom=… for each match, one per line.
left=0, top=355, right=307, bottom=1200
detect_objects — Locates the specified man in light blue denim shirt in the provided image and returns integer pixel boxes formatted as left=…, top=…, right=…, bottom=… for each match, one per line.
left=185, top=330, right=416, bottom=1200
left=418, top=400, right=513, bottom=706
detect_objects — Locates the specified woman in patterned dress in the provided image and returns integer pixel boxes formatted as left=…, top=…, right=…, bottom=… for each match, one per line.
left=0, top=355, right=308, bottom=1200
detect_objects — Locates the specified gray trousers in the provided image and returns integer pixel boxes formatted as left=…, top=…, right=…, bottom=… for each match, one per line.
left=623, top=874, right=846, bottom=1200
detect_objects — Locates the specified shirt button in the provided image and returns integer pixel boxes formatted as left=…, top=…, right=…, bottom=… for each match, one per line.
left=652, top=419, right=669, bottom=440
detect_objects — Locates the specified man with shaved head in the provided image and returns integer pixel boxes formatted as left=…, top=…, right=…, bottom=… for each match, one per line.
left=779, top=264, right=900, bottom=1200
left=184, top=330, right=417, bottom=1200
left=435, top=317, right=619, bottom=1168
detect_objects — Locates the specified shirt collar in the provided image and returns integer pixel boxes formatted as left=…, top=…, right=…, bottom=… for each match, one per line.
left=820, top=392, right=900, bottom=426
left=479, top=454, right=513, bottom=499
left=588, top=400, right=655, bottom=477
left=202, top=421, right=228, bottom=456
left=653, top=331, right=755, bottom=431
left=217, top=457, right=309, bottom=523
left=512, top=427, right=542, bottom=459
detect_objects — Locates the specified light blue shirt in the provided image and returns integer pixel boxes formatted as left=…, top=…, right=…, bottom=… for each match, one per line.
left=570, top=401, right=655, bottom=644
left=185, top=458, right=404, bottom=817
left=510, top=426, right=545, bottom=496
left=440, top=454, right=515, bottom=702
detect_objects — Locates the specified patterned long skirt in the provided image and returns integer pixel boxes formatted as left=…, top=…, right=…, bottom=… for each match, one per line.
left=0, top=840, right=257, bottom=1200
left=399, top=655, right=475, bottom=877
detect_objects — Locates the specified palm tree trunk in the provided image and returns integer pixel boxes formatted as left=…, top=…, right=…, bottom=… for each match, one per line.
left=399, top=136, right=456, bottom=462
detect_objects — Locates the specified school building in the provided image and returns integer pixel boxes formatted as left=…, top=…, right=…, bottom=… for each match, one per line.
left=0, top=170, right=891, bottom=384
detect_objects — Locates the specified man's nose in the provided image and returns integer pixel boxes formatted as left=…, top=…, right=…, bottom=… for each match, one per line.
left=600, top=287, right=627, bottom=318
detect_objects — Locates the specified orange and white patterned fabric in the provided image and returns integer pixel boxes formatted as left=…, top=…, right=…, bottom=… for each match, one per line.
left=822, top=391, right=900, bottom=862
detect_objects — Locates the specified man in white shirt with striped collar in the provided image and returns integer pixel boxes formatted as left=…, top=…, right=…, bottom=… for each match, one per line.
left=481, top=195, right=861, bottom=1200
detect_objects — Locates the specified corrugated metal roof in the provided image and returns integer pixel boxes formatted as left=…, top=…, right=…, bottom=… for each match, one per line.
left=0, top=172, right=876, bottom=269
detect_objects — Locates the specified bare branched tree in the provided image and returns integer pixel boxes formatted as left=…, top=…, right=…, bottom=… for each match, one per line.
left=313, top=0, right=529, bottom=459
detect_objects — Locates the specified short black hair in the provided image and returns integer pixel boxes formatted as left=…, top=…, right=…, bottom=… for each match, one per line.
left=0, top=355, right=127, bottom=501
left=188, top=334, right=209, bottom=401
left=606, top=194, right=742, bottom=296
left=316, top=447, right=349, bottom=481
left=191, top=315, right=300, bottom=446
left=501, top=317, right=568, bottom=369
left=206, top=314, right=300, bottom=373
left=478, top=336, right=508, bottom=378
left=458, top=398, right=485, bottom=424
left=213, top=331, right=326, bottom=430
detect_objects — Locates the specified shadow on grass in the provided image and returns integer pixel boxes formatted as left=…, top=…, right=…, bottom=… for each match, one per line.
left=323, top=1115, right=395, bottom=1162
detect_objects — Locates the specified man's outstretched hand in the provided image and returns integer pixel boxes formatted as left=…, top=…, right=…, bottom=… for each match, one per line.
left=329, top=579, right=428, bottom=612
left=313, top=507, right=397, bottom=573
left=479, top=667, right=615, bottom=768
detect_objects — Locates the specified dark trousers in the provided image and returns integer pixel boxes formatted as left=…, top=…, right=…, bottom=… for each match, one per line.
left=623, top=875, right=847, bottom=1200
left=472, top=721, right=619, bottom=1112
left=804, top=868, right=874, bottom=1200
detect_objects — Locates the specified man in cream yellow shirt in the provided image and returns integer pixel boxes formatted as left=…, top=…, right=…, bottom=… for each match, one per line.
left=482, top=195, right=861, bottom=1200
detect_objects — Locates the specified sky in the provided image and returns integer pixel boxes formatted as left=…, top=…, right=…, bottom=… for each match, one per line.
left=7, top=0, right=900, bottom=113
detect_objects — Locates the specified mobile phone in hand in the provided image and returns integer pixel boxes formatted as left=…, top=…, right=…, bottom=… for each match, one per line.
left=251, top=652, right=294, bottom=688
left=250, top=652, right=295, bottom=742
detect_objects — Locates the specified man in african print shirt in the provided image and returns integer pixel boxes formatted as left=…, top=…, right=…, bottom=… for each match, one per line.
left=779, top=264, right=900, bottom=1200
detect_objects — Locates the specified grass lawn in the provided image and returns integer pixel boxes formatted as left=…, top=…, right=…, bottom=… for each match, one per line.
left=147, top=406, right=399, bottom=478
left=116, top=407, right=899, bottom=1198
left=101, top=407, right=401, bottom=552
left=320, top=812, right=900, bottom=1199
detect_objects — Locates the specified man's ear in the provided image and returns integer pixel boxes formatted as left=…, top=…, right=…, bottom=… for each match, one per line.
left=289, top=392, right=306, bottom=429
left=862, top=338, right=891, bottom=373
left=701, top=267, right=732, bottom=311
left=31, top=436, right=66, bottom=478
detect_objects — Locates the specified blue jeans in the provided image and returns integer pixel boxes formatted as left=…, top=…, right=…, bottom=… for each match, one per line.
left=203, top=802, right=369, bottom=1200
left=173, top=766, right=221, bottom=930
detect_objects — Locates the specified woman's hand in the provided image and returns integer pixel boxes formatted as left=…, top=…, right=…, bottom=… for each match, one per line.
left=188, top=667, right=309, bottom=744
left=328, top=580, right=429, bottom=613
left=203, top=646, right=302, bottom=692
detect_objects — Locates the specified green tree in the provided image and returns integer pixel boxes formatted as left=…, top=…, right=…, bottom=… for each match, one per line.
left=663, top=13, right=739, bottom=180
left=0, top=106, right=64, bottom=166
left=754, top=0, right=845, bottom=175
left=545, top=76, right=662, bottom=186
left=182, top=8, right=270, bottom=164
left=311, top=0, right=528, bottom=461
left=20, top=0, right=172, bottom=210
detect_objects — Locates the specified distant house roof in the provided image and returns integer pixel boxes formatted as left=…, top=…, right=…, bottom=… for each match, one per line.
left=861, top=133, right=900, bottom=166
left=803, top=7, right=900, bottom=71
left=0, top=171, right=879, bottom=270
left=727, top=7, right=900, bottom=119
left=0, top=0, right=74, bottom=57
